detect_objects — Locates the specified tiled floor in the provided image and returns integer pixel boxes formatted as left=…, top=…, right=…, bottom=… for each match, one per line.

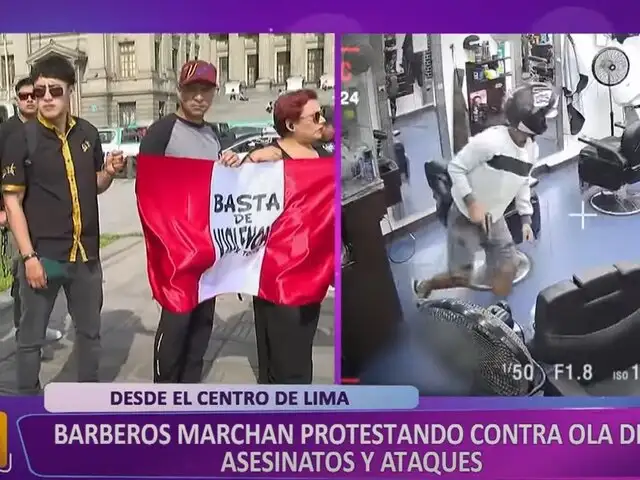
left=360, top=160, right=640, bottom=393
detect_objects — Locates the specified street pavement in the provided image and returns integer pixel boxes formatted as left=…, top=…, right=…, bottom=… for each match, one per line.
left=0, top=181, right=335, bottom=394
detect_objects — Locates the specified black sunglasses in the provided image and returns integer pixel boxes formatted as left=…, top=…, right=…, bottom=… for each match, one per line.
left=33, top=85, right=65, bottom=99
left=17, top=92, right=35, bottom=101
left=301, top=111, right=323, bottom=124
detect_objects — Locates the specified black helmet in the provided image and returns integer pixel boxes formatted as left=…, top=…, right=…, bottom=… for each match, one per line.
left=504, top=82, right=559, bottom=135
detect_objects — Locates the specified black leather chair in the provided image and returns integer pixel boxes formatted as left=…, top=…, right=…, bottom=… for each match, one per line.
left=578, top=120, right=640, bottom=215
left=424, top=160, right=541, bottom=289
left=530, top=263, right=640, bottom=396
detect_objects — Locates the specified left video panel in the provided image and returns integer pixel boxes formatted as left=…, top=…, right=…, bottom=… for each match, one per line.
left=0, top=32, right=337, bottom=394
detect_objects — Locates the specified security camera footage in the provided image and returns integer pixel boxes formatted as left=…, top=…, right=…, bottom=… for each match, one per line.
left=340, top=33, right=640, bottom=397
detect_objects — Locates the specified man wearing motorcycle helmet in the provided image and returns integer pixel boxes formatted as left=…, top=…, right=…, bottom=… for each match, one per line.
left=414, top=82, right=558, bottom=299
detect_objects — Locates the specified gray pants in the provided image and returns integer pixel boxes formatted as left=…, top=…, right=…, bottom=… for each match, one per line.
left=447, top=204, right=517, bottom=276
left=16, top=260, right=103, bottom=395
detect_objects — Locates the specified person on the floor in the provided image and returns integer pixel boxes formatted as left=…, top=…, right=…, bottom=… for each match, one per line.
left=138, top=59, right=240, bottom=383
left=0, top=77, right=63, bottom=346
left=1, top=55, right=126, bottom=394
left=414, top=82, right=558, bottom=299
left=219, top=88, right=331, bottom=384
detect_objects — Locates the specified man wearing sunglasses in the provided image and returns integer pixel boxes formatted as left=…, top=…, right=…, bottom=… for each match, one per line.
left=1, top=55, right=126, bottom=394
left=0, top=77, right=63, bottom=349
left=139, top=60, right=239, bottom=384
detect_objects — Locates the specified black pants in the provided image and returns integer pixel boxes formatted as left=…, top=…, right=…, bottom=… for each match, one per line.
left=153, top=298, right=215, bottom=383
left=11, top=257, right=20, bottom=331
left=253, top=297, right=321, bottom=384
left=389, top=98, right=398, bottom=123
left=17, top=260, right=103, bottom=395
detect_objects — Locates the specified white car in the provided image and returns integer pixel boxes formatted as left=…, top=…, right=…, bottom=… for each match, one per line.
left=98, top=127, right=141, bottom=159
left=224, top=132, right=280, bottom=161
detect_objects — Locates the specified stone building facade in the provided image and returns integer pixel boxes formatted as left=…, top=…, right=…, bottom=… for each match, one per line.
left=0, top=33, right=335, bottom=127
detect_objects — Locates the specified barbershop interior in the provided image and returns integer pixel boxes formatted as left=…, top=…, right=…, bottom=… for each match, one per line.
left=341, top=33, right=640, bottom=397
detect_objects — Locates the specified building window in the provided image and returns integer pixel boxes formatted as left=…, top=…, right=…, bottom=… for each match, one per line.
left=118, top=102, right=136, bottom=127
left=171, top=46, right=179, bottom=72
left=276, top=51, right=291, bottom=85
left=158, top=101, right=165, bottom=119
left=246, top=54, right=258, bottom=87
left=0, top=55, right=15, bottom=90
left=119, top=42, right=136, bottom=78
left=154, top=39, right=161, bottom=72
left=218, top=56, right=229, bottom=86
left=306, top=48, right=323, bottom=83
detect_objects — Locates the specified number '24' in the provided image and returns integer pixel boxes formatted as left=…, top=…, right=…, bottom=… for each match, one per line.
left=341, top=90, right=360, bottom=106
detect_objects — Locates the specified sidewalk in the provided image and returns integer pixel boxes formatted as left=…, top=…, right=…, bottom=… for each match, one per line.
left=0, top=239, right=335, bottom=394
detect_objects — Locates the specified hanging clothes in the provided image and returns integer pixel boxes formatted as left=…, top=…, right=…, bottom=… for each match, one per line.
left=562, top=34, right=589, bottom=135
left=395, top=34, right=425, bottom=88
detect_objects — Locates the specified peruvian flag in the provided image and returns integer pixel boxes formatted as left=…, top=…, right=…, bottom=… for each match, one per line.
left=135, top=155, right=335, bottom=314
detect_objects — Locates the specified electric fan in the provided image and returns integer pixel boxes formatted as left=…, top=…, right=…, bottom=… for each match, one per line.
left=592, top=46, right=630, bottom=136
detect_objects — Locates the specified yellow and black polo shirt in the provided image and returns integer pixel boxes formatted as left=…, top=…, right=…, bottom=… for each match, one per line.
left=1, top=114, right=104, bottom=262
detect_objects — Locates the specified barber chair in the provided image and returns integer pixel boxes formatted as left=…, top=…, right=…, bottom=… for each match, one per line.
left=530, top=263, right=640, bottom=396
left=424, top=160, right=540, bottom=289
left=528, top=44, right=554, bottom=83
left=578, top=120, right=640, bottom=215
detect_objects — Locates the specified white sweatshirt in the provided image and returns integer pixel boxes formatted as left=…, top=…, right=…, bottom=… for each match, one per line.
left=448, top=125, right=537, bottom=223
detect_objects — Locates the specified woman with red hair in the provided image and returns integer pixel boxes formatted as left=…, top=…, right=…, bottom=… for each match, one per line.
left=220, top=89, right=334, bottom=384
left=222, top=89, right=333, bottom=165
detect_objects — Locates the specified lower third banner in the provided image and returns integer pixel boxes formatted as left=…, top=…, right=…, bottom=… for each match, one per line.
left=16, top=409, right=640, bottom=477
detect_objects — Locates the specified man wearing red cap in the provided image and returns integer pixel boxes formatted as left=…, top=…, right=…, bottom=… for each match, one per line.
left=139, top=60, right=239, bottom=383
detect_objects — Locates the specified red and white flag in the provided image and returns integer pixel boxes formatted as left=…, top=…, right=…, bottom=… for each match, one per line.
left=135, top=155, right=335, bottom=313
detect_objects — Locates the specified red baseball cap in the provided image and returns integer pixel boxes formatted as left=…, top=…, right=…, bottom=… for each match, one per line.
left=179, top=60, right=217, bottom=87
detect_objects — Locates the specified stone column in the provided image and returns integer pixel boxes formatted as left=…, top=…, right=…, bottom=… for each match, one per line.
left=256, top=34, right=274, bottom=91
left=73, top=61, right=84, bottom=116
left=86, top=34, right=107, bottom=79
left=162, top=34, right=172, bottom=76
left=323, top=34, right=334, bottom=76
left=228, top=34, right=244, bottom=82
left=9, top=34, right=29, bottom=79
left=289, top=34, right=306, bottom=78
left=199, top=33, right=211, bottom=63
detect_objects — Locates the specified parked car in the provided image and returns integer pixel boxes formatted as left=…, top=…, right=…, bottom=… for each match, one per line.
left=98, top=127, right=142, bottom=159
left=223, top=132, right=280, bottom=161
left=98, top=127, right=145, bottom=178
left=208, top=122, right=236, bottom=149
left=229, top=125, right=263, bottom=137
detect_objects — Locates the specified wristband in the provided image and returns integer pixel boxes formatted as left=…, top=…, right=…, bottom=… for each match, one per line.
left=22, top=252, right=38, bottom=263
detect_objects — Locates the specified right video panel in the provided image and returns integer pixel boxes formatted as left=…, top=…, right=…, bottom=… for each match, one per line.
left=340, top=33, right=640, bottom=396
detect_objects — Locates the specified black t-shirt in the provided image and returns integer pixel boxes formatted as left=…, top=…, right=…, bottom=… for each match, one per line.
left=0, top=116, right=25, bottom=209
left=0, top=116, right=24, bottom=156
left=313, top=141, right=335, bottom=157
left=1, top=117, right=104, bottom=262
left=249, top=140, right=335, bottom=160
